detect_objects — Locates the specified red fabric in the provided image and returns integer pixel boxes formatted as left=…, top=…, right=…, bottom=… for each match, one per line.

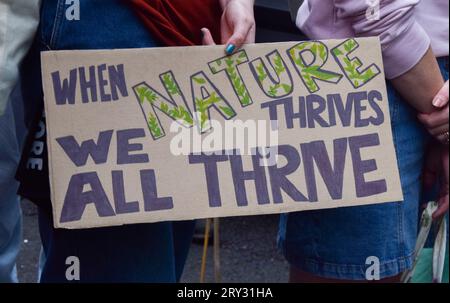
left=128, top=0, right=222, bottom=46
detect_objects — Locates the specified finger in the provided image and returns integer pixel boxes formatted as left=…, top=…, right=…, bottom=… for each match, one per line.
left=432, top=196, right=449, bottom=220
left=220, top=14, right=232, bottom=45
left=433, top=81, right=449, bottom=108
left=224, top=17, right=254, bottom=54
left=418, top=106, right=449, bottom=129
left=243, top=24, right=256, bottom=44
left=201, top=28, right=216, bottom=46
left=430, top=124, right=449, bottom=137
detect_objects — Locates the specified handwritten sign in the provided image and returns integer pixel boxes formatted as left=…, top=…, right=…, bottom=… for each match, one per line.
left=41, top=38, right=402, bottom=229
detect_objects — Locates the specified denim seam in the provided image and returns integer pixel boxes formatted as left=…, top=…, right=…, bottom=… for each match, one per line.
left=282, top=237, right=415, bottom=270
left=392, top=110, right=406, bottom=259
left=49, top=0, right=66, bottom=50
left=397, top=190, right=406, bottom=262
left=300, top=253, right=414, bottom=271
left=391, top=90, right=399, bottom=127
left=287, top=252, right=414, bottom=279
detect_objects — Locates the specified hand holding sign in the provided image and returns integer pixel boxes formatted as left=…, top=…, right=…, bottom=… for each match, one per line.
left=219, top=0, right=256, bottom=54
left=417, top=81, right=449, bottom=145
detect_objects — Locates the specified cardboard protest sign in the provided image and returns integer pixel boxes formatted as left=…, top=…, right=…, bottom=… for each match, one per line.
left=41, top=37, right=403, bottom=229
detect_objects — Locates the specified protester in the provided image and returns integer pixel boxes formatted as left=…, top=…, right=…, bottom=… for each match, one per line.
left=0, top=0, right=40, bottom=283
left=280, top=0, right=449, bottom=282
left=15, top=0, right=255, bottom=282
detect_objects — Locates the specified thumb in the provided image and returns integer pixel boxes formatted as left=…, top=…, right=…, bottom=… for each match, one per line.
left=224, top=21, right=252, bottom=54
left=201, top=28, right=216, bottom=46
left=432, top=195, right=449, bottom=220
left=433, top=80, right=449, bottom=108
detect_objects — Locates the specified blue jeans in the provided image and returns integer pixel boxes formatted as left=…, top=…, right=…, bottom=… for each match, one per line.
left=0, top=84, right=27, bottom=283
left=24, top=0, right=195, bottom=283
left=278, top=58, right=449, bottom=280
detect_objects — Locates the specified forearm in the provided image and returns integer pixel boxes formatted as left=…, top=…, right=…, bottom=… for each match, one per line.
left=391, top=48, right=444, bottom=114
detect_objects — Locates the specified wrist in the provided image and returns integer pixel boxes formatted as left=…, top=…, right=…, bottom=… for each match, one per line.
left=220, top=0, right=255, bottom=10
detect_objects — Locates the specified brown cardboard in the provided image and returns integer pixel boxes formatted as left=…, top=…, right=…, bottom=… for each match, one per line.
left=41, top=38, right=403, bottom=229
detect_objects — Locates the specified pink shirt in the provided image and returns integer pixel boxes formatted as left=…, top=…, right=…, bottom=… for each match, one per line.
left=296, top=0, right=449, bottom=79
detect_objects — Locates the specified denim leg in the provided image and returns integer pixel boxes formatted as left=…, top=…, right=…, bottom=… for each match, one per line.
left=28, top=0, right=195, bottom=283
left=277, top=59, right=449, bottom=280
left=38, top=210, right=183, bottom=283
left=0, top=94, right=24, bottom=283
left=173, top=221, right=197, bottom=281
left=277, top=86, right=427, bottom=280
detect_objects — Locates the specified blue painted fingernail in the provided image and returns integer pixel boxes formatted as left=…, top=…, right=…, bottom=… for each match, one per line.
left=226, top=44, right=236, bottom=55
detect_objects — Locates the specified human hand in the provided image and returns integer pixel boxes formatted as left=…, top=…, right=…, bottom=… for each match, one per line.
left=418, top=81, right=449, bottom=145
left=219, top=0, right=255, bottom=54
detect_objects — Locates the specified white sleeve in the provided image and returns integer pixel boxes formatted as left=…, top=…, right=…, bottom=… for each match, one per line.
left=0, top=0, right=41, bottom=116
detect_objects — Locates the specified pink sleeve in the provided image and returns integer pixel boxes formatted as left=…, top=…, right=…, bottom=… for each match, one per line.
left=334, top=0, right=431, bottom=79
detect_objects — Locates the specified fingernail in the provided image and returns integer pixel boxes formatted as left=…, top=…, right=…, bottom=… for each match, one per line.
left=225, top=44, right=236, bottom=55
left=433, top=96, right=445, bottom=107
